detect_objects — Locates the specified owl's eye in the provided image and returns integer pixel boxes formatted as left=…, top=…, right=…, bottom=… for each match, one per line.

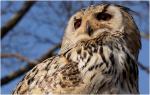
left=74, top=18, right=82, bottom=29
left=96, top=12, right=112, bottom=21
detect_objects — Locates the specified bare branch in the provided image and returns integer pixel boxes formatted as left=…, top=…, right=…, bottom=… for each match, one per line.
left=1, top=63, right=35, bottom=86
left=140, top=32, right=150, bottom=39
left=138, top=62, right=150, bottom=74
left=1, top=1, right=36, bottom=39
left=1, top=53, right=31, bottom=63
left=1, top=44, right=60, bottom=86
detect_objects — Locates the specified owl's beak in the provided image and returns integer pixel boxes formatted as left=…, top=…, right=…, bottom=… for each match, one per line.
left=86, top=22, right=93, bottom=36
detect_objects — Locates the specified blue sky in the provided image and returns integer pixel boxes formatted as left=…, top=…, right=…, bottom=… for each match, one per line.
left=1, top=1, right=149, bottom=94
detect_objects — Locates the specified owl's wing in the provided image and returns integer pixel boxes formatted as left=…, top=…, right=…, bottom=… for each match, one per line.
left=13, top=55, right=84, bottom=94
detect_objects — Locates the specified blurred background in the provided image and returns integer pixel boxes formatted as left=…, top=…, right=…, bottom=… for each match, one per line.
left=1, top=1, right=149, bottom=94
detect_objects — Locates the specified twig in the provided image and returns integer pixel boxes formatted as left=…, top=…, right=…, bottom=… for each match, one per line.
left=140, top=32, right=150, bottom=39
left=1, top=44, right=60, bottom=86
left=1, top=53, right=31, bottom=63
left=1, top=63, right=36, bottom=86
left=138, top=62, right=150, bottom=74
left=1, top=1, right=36, bottom=39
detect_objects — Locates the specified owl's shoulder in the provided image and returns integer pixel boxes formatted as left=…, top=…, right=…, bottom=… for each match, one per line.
left=13, top=54, right=84, bottom=94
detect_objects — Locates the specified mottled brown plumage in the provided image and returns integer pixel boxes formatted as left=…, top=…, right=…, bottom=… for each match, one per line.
left=13, top=4, right=141, bottom=94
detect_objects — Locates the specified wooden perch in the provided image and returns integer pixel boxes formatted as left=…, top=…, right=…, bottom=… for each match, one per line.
left=1, top=1, right=36, bottom=39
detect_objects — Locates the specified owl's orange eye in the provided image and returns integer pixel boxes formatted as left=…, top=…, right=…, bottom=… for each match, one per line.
left=74, top=18, right=82, bottom=29
left=96, top=12, right=112, bottom=21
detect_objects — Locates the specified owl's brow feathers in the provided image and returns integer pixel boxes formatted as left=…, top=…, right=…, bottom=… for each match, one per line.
left=101, top=4, right=110, bottom=13
left=80, top=4, right=136, bottom=15
left=81, top=4, right=110, bottom=13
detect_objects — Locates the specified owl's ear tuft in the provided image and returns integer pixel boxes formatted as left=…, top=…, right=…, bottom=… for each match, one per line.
left=115, top=4, right=138, bottom=16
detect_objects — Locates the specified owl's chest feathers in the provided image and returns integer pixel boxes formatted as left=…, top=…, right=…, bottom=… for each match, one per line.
left=64, top=41, right=138, bottom=93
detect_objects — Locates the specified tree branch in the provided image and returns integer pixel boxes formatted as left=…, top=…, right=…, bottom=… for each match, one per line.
left=1, top=44, right=60, bottom=86
left=1, top=1, right=36, bottom=39
left=1, top=63, right=36, bottom=86
left=140, top=32, right=150, bottom=39
left=138, top=62, right=150, bottom=74
left=1, top=53, right=31, bottom=63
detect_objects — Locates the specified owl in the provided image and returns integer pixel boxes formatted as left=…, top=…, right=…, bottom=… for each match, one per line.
left=13, top=4, right=141, bottom=94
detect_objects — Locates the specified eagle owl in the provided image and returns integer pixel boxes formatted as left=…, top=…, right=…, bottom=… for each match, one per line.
left=13, top=4, right=141, bottom=94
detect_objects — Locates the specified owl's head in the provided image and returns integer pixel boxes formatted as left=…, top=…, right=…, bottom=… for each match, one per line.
left=60, top=4, right=141, bottom=58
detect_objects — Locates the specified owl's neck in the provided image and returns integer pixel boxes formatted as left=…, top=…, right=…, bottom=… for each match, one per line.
left=60, top=30, right=139, bottom=60
left=63, top=37, right=139, bottom=94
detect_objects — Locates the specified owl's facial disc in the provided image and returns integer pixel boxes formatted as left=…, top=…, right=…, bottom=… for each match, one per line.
left=73, top=4, right=123, bottom=39
left=60, top=4, right=141, bottom=55
left=60, top=4, right=124, bottom=54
